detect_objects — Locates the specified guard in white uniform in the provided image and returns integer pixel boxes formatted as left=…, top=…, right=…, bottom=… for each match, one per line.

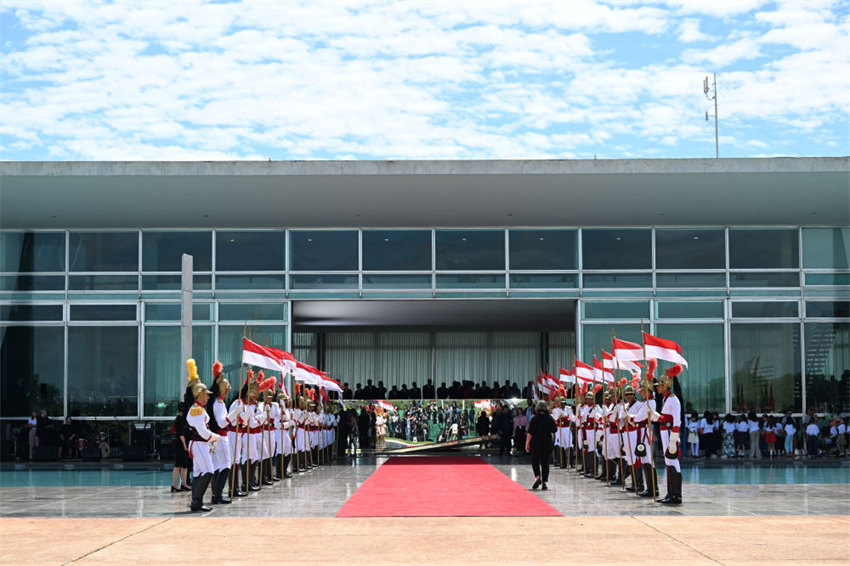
left=581, top=391, right=598, bottom=478
left=207, top=366, right=242, bottom=504
left=279, top=395, right=294, bottom=478
left=184, top=360, right=220, bottom=512
left=654, top=364, right=684, bottom=505
left=618, top=384, right=644, bottom=493
left=553, top=398, right=573, bottom=469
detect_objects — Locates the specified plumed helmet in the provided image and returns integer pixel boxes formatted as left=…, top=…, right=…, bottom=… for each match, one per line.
left=186, top=358, right=200, bottom=387
left=623, top=384, right=636, bottom=395
left=212, top=360, right=223, bottom=378
left=646, top=358, right=658, bottom=380
left=585, top=391, right=595, bottom=400
left=246, top=380, right=260, bottom=398
left=191, top=380, right=211, bottom=399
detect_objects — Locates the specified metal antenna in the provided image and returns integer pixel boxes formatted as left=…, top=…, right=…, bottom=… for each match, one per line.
left=704, top=73, right=719, bottom=158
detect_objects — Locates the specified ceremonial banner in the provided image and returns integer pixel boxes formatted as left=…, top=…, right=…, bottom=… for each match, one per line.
left=242, top=338, right=284, bottom=372
left=559, top=367, right=575, bottom=383
left=593, top=356, right=615, bottom=383
left=643, top=332, right=688, bottom=367
left=612, top=337, right=644, bottom=363
left=574, top=359, right=595, bottom=382
left=603, top=349, right=642, bottom=372
left=265, top=345, right=298, bottom=371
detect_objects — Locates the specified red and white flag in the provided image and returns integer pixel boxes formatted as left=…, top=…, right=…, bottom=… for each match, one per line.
left=604, top=349, right=642, bottom=372
left=613, top=338, right=644, bottom=364
left=593, top=356, right=615, bottom=383
left=559, top=367, right=575, bottom=384
left=574, top=359, right=595, bottom=382
left=242, top=338, right=284, bottom=372
left=322, top=375, right=343, bottom=394
left=294, top=361, right=323, bottom=385
left=265, top=346, right=297, bottom=372
left=643, top=332, right=688, bottom=367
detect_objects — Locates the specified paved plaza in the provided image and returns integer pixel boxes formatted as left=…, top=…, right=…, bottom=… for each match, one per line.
left=1, top=455, right=848, bottom=565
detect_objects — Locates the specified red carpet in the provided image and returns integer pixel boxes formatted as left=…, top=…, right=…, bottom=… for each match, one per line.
left=336, top=456, right=562, bottom=517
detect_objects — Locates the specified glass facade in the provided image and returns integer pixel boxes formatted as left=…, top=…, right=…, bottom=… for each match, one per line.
left=1, top=226, right=848, bottom=419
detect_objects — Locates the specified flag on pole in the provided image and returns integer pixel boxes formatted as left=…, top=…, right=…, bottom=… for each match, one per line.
left=559, top=367, right=576, bottom=383
left=602, top=350, right=642, bottom=373
left=574, top=359, right=595, bottom=382
left=294, top=361, right=323, bottom=385
left=612, top=337, right=644, bottom=363
left=242, top=338, right=284, bottom=371
left=265, top=346, right=297, bottom=372
left=643, top=332, right=689, bottom=367
left=593, top=356, right=615, bottom=383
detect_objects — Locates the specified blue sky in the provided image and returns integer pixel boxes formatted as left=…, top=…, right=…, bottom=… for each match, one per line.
left=1, top=0, right=848, bottom=161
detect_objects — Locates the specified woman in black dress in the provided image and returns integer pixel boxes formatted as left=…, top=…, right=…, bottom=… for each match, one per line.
left=525, top=401, right=557, bottom=490
left=171, top=402, right=191, bottom=492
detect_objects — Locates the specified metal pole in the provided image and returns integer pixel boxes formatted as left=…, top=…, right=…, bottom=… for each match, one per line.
left=714, top=73, right=719, bottom=159
left=181, top=254, right=193, bottom=386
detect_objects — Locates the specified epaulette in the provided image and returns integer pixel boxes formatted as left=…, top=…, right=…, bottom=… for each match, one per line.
left=189, top=405, right=204, bottom=417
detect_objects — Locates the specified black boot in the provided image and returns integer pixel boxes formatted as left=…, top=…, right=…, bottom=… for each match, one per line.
left=283, top=454, right=292, bottom=478
left=661, top=469, right=682, bottom=505
left=633, top=464, right=645, bottom=493
left=273, top=455, right=282, bottom=480
left=249, top=462, right=260, bottom=491
left=659, top=466, right=673, bottom=503
left=262, top=459, right=274, bottom=485
left=638, top=465, right=658, bottom=497
left=212, top=469, right=232, bottom=504
left=235, top=463, right=248, bottom=496
left=298, top=452, right=307, bottom=472
left=559, top=448, right=567, bottom=469
left=190, top=473, right=213, bottom=512
left=610, top=462, right=626, bottom=487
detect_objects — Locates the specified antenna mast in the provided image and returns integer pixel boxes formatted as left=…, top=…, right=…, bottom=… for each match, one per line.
left=704, top=73, right=719, bottom=158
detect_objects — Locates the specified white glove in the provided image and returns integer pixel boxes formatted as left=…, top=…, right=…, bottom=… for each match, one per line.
left=209, top=432, right=220, bottom=443
left=669, top=431, right=680, bottom=445
left=255, top=412, right=266, bottom=425
left=649, top=407, right=661, bottom=422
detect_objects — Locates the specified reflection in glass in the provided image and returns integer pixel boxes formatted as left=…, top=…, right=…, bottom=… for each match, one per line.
left=215, top=274, right=285, bottom=290
left=0, top=231, right=65, bottom=272
left=0, top=305, right=63, bottom=321
left=0, top=275, right=65, bottom=292
left=290, top=230, right=358, bottom=271
left=144, top=326, right=213, bottom=417
left=143, top=231, right=212, bottom=271
left=581, top=324, right=642, bottom=365
left=656, top=273, right=726, bottom=288
left=0, top=326, right=64, bottom=416
left=731, top=323, right=801, bottom=413
left=509, top=229, right=577, bottom=270
left=656, top=323, right=725, bottom=412
left=583, top=273, right=652, bottom=288
left=70, top=304, right=136, bottom=321
left=69, top=275, right=139, bottom=291
left=68, top=326, right=138, bottom=416
left=216, top=231, right=285, bottom=271
left=219, top=303, right=286, bottom=321
left=729, top=229, right=798, bottom=268
left=805, top=273, right=850, bottom=287
left=732, top=302, right=799, bottom=318
left=509, top=274, right=577, bottom=289
left=290, top=274, right=358, bottom=289
left=804, top=322, right=850, bottom=412
left=436, top=274, right=505, bottom=289
left=803, top=228, right=849, bottom=269
left=656, top=301, right=724, bottom=319
left=362, top=274, right=432, bottom=289
left=806, top=301, right=850, bottom=318
left=435, top=230, right=504, bottom=270
left=141, top=274, right=212, bottom=290
left=69, top=232, right=138, bottom=271
left=582, top=229, right=651, bottom=270
left=656, top=229, right=725, bottom=269
left=362, top=230, right=431, bottom=270
left=583, top=302, right=649, bottom=320
left=730, top=272, right=799, bottom=287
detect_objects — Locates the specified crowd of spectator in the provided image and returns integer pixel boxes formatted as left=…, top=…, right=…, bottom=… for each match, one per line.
left=346, top=380, right=524, bottom=400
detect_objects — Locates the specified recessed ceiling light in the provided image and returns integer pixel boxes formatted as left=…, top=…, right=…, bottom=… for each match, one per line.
left=693, top=236, right=699, bottom=240
left=229, top=239, right=235, bottom=243
left=616, top=237, right=622, bottom=241
left=307, top=238, right=312, bottom=242
left=539, top=237, right=544, bottom=241
left=461, top=237, right=467, bottom=241
left=384, top=238, right=390, bottom=242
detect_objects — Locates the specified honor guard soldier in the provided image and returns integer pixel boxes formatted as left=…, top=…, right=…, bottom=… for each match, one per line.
left=278, top=393, right=294, bottom=478
left=243, top=376, right=263, bottom=491
left=207, top=362, right=241, bottom=504
left=620, top=383, right=645, bottom=494
left=227, top=376, right=250, bottom=497
left=653, top=364, right=684, bottom=505
left=185, top=359, right=220, bottom=512
left=604, top=388, right=624, bottom=486
left=581, top=391, right=597, bottom=477
left=552, top=397, right=574, bottom=469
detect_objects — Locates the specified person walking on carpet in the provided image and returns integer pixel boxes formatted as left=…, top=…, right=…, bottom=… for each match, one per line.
left=526, top=401, right=557, bottom=490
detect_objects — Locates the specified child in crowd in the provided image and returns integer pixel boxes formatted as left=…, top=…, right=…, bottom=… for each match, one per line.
left=701, top=412, right=717, bottom=458
left=784, top=417, right=797, bottom=458
left=687, top=412, right=700, bottom=458
left=721, top=413, right=737, bottom=458
left=735, top=414, right=749, bottom=457
left=747, top=412, right=761, bottom=459
left=806, top=420, right=821, bottom=457
left=838, top=417, right=847, bottom=458
left=764, top=416, right=778, bottom=458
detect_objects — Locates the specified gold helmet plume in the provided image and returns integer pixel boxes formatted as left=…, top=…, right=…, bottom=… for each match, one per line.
left=187, top=358, right=200, bottom=387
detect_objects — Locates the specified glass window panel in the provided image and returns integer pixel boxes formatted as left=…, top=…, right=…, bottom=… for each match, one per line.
left=142, top=231, right=212, bottom=272
left=68, top=326, right=138, bottom=417
left=0, top=305, right=63, bottom=321
left=141, top=274, right=212, bottom=290
left=0, top=326, right=64, bottom=417
left=656, top=229, right=725, bottom=270
left=216, top=231, right=285, bottom=271
left=582, top=273, right=652, bottom=288
left=509, top=273, right=577, bottom=289
left=733, top=302, right=799, bottom=318
left=656, top=301, right=724, bottom=319
left=731, top=323, right=801, bottom=413
left=193, top=303, right=213, bottom=322
left=70, top=304, right=136, bottom=321
left=806, top=301, right=850, bottom=318
left=290, top=230, right=358, bottom=271
left=0, top=275, right=65, bottom=292
left=581, top=324, right=642, bottom=366
left=805, top=273, right=850, bottom=286
left=220, top=303, right=286, bottom=321
left=289, top=274, right=358, bottom=289
left=656, top=273, right=726, bottom=288
left=582, top=229, right=651, bottom=270
left=0, top=231, right=65, bottom=272
left=145, top=303, right=179, bottom=321
left=215, top=274, right=285, bottom=290
left=435, top=230, right=505, bottom=270
left=803, top=228, right=850, bottom=269
left=548, top=330, right=577, bottom=377
left=583, top=301, right=649, bottom=320
left=805, top=322, right=850, bottom=412
left=436, top=274, right=505, bottom=289
left=656, top=323, right=725, bottom=412
left=730, top=272, right=799, bottom=288
left=363, top=274, right=432, bottom=289
left=729, top=229, right=798, bottom=269
left=362, top=230, right=431, bottom=271
left=509, top=229, right=577, bottom=270
left=69, top=274, right=139, bottom=291
left=69, top=232, right=138, bottom=271
left=144, top=325, right=213, bottom=417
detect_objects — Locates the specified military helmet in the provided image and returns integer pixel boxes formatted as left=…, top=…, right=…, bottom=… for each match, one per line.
left=191, top=381, right=211, bottom=399
left=623, top=384, right=636, bottom=395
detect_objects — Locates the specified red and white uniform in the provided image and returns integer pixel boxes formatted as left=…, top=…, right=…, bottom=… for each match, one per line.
left=659, top=392, right=682, bottom=472
left=604, top=402, right=622, bottom=460
left=632, top=397, right=656, bottom=466
left=581, top=404, right=598, bottom=448
left=280, top=406, right=294, bottom=456
left=186, top=401, right=219, bottom=476
left=211, top=396, right=232, bottom=472
left=622, top=399, right=641, bottom=466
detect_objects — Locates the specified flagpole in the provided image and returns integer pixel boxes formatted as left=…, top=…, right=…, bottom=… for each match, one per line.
left=613, top=330, right=631, bottom=492
left=230, top=322, right=248, bottom=500
left=641, top=320, right=658, bottom=501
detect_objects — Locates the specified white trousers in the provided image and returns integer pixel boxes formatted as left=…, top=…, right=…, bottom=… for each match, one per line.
left=189, top=440, right=215, bottom=476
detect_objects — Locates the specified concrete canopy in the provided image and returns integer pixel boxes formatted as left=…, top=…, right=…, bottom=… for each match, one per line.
left=1, top=157, right=848, bottom=229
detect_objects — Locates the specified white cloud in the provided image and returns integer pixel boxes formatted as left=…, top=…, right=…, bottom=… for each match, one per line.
left=677, top=18, right=715, bottom=43
left=682, top=37, right=762, bottom=68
